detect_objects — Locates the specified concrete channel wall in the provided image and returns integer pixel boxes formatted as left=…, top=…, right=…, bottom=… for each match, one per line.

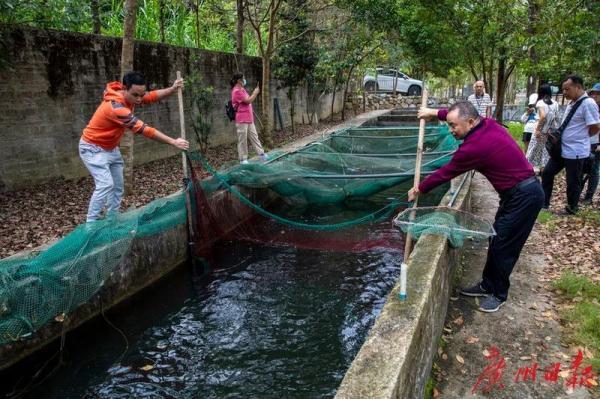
left=0, top=197, right=188, bottom=370
left=0, top=110, right=388, bottom=370
left=336, top=173, right=473, bottom=399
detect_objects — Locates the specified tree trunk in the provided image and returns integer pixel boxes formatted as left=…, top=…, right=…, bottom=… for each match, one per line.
left=330, top=72, right=340, bottom=122
left=342, top=66, right=355, bottom=121
left=195, top=0, right=201, bottom=47
left=91, top=0, right=101, bottom=34
left=288, top=87, right=295, bottom=134
left=158, top=0, right=165, bottom=43
left=120, top=0, right=137, bottom=195
left=526, top=0, right=540, bottom=97
left=236, top=0, right=244, bottom=54
left=260, top=57, right=273, bottom=147
left=494, top=57, right=507, bottom=124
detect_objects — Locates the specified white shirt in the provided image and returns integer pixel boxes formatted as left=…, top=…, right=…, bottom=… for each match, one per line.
left=561, top=94, right=600, bottom=159
left=521, top=110, right=539, bottom=133
left=468, top=93, right=492, bottom=117
left=535, top=99, right=559, bottom=133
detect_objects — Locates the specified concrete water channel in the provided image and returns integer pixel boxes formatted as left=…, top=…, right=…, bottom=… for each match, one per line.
left=0, top=109, right=472, bottom=399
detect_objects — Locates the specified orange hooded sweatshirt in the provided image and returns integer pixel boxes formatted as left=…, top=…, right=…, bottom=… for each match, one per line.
left=81, top=82, right=159, bottom=150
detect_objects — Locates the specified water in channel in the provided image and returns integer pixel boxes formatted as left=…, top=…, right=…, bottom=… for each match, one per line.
left=18, top=227, right=403, bottom=399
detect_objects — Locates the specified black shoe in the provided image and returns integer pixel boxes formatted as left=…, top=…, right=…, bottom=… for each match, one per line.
left=478, top=295, right=506, bottom=313
left=557, top=206, right=578, bottom=216
left=460, top=282, right=489, bottom=297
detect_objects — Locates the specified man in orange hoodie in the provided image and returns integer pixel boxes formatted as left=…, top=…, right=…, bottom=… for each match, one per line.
left=79, top=71, right=189, bottom=222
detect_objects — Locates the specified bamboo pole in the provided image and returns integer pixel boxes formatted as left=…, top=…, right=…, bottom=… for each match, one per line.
left=176, top=71, right=188, bottom=178
left=176, top=71, right=195, bottom=244
left=399, top=87, right=428, bottom=301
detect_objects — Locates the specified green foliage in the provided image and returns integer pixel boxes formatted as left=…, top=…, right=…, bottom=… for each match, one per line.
left=273, top=0, right=318, bottom=90
left=507, top=122, right=525, bottom=151
left=2, top=0, right=261, bottom=56
left=187, top=68, right=214, bottom=153
left=1, top=0, right=93, bottom=31
left=524, top=0, right=600, bottom=83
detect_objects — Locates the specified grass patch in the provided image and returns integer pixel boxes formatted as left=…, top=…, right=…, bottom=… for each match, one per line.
left=577, top=208, right=600, bottom=225
left=537, top=209, right=554, bottom=224
left=506, top=122, right=525, bottom=151
left=554, top=271, right=600, bottom=373
left=537, top=209, right=560, bottom=232
left=554, top=271, right=600, bottom=299
left=423, top=376, right=436, bottom=399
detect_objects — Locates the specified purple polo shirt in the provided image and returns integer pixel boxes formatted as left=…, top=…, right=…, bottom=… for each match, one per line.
left=419, top=109, right=534, bottom=194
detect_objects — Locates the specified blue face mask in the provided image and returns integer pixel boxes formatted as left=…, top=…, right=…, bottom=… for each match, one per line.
left=242, top=79, right=247, bottom=86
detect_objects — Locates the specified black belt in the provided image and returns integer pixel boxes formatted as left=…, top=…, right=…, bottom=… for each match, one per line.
left=499, top=176, right=538, bottom=199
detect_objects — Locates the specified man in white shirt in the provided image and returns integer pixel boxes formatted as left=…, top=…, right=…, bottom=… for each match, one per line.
left=467, top=81, right=492, bottom=117
left=541, top=75, right=600, bottom=214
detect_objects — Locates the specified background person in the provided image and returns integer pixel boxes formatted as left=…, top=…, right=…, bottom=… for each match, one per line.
left=467, top=80, right=492, bottom=118
left=80, top=71, right=189, bottom=223
left=410, top=101, right=543, bottom=313
left=581, top=82, right=600, bottom=205
left=541, top=75, right=600, bottom=214
left=520, top=94, right=539, bottom=153
left=526, top=84, right=560, bottom=174
left=230, top=72, right=267, bottom=164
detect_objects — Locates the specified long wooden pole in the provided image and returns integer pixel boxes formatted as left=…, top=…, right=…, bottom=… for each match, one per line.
left=176, top=71, right=195, bottom=246
left=399, top=87, right=428, bottom=300
left=176, top=71, right=188, bottom=178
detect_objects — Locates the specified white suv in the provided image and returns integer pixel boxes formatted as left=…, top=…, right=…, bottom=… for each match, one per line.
left=363, top=68, right=423, bottom=96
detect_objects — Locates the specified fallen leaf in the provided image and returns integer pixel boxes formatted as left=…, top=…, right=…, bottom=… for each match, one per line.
left=465, top=336, right=479, bottom=344
left=456, top=355, right=465, bottom=364
left=139, top=364, right=154, bottom=371
left=452, top=315, right=464, bottom=326
left=559, top=370, right=570, bottom=379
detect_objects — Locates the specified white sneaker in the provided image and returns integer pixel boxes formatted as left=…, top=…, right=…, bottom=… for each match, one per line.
left=241, top=159, right=249, bottom=164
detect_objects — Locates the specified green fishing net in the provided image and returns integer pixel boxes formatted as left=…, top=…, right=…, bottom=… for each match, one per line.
left=393, top=206, right=496, bottom=248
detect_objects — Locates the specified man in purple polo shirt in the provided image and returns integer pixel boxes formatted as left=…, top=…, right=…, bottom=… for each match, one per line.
left=409, top=101, right=544, bottom=312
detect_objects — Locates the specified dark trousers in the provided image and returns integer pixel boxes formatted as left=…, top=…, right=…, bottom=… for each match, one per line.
left=541, top=156, right=587, bottom=211
left=583, top=144, right=599, bottom=201
left=481, top=179, right=544, bottom=301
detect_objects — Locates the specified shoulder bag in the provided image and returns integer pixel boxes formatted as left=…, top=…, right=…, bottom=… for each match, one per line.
left=545, top=97, right=589, bottom=161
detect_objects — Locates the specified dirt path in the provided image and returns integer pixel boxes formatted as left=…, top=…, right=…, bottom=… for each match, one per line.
left=433, top=173, right=593, bottom=399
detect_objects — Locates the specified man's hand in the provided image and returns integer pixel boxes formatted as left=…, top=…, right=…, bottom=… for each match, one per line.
left=253, top=86, right=260, bottom=95
left=408, top=186, right=420, bottom=202
left=171, top=77, right=184, bottom=92
left=172, top=138, right=189, bottom=150
left=417, top=107, right=437, bottom=120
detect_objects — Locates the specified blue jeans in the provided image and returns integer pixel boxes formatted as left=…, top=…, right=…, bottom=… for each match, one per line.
left=79, top=140, right=124, bottom=222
